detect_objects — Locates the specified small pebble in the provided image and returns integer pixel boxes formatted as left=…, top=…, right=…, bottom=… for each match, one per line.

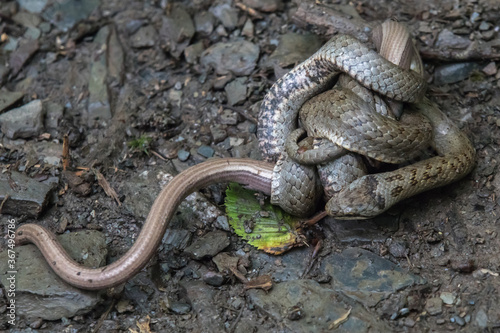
left=436, top=318, right=446, bottom=325
left=453, top=315, right=466, bottom=326
left=177, top=149, right=190, bottom=161
left=197, top=145, right=215, bottom=158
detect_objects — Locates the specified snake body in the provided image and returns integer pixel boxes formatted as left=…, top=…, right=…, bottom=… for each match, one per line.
left=14, top=21, right=475, bottom=289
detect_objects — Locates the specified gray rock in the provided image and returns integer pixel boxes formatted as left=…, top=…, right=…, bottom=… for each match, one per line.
left=242, top=19, right=254, bottom=37
left=426, top=297, right=443, bottom=315
left=169, top=301, right=191, bottom=315
left=440, top=291, right=456, bottom=305
left=194, top=11, right=216, bottom=36
left=162, top=229, right=192, bottom=251
left=13, top=12, right=41, bottom=28
left=159, top=5, right=195, bottom=58
left=182, top=281, right=225, bottom=331
left=214, top=215, right=230, bottom=231
left=0, top=170, right=53, bottom=217
left=242, top=0, right=283, bottom=12
left=225, top=77, right=248, bottom=106
left=18, top=0, right=48, bottom=13
left=42, top=0, right=100, bottom=31
left=210, top=3, right=239, bottom=30
left=320, top=247, right=426, bottom=307
left=0, top=90, right=23, bottom=113
left=88, top=26, right=112, bottom=125
left=434, top=62, right=480, bottom=85
left=130, top=25, right=158, bottom=48
left=201, top=40, right=260, bottom=76
left=219, top=109, right=239, bottom=125
left=184, top=42, right=204, bottom=64
left=436, top=29, right=471, bottom=49
left=267, top=33, right=323, bottom=68
left=44, top=101, right=64, bottom=130
left=108, top=26, right=125, bottom=85
left=0, top=99, right=44, bottom=139
left=247, top=280, right=392, bottom=332
left=210, top=124, right=227, bottom=143
left=475, top=308, right=488, bottom=328
left=203, top=271, right=225, bottom=287
left=177, top=149, right=190, bottom=161
left=0, top=230, right=106, bottom=320
left=184, top=231, right=230, bottom=260
left=197, top=145, right=214, bottom=158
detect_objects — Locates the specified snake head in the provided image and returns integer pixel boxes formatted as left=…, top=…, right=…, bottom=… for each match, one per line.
left=325, top=175, right=387, bottom=220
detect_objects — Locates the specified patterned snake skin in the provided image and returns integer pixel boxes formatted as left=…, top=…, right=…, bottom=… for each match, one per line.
left=258, top=21, right=475, bottom=218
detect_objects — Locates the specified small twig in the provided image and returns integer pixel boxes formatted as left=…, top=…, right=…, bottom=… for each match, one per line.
left=222, top=105, right=258, bottom=124
left=229, top=301, right=246, bottom=333
left=0, top=195, right=9, bottom=214
left=235, top=2, right=263, bottom=19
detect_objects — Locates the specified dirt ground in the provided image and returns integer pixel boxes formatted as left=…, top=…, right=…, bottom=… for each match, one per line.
left=1, top=0, right=500, bottom=332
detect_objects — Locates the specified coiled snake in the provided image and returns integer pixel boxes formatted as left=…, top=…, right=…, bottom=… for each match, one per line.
left=14, top=21, right=475, bottom=289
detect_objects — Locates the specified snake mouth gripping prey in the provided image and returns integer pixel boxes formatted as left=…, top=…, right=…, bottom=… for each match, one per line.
left=15, top=21, right=475, bottom=290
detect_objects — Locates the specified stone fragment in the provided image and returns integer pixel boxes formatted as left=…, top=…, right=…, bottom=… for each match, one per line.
left=210, top=124, right=227, bottom=143
left=108, top=25, right=124, bottom=84
left=200, top=40, right=260, bottom=76
left=242, top=19, right=254, bottom=37
left=219, top=109, right=239, bottom=125
left=436, top=29, right=471, bottom=49
left=320, top=247, right=426, bottom=307
left=247, top=280, right=392, bottom=332
left=18, top=0, right=48, bottom=13
left=0, top=90, right=23, bottom=113
left=159, top=5, right=195, bottom=58
left=184, top=231, right=230, bottom=260
left=434, top=62, right=480, bottom=85
left=482, top=62, right=497, bottom=76
left=197, top=145, right=214, bottom=158
left=0, top=230, right=106, bottom=320
left=130, top=25, right=158, bottom=48
left=440, top=292, right=456, bottom=305
left=210, top=3, right=238, bottom=30
left=184, top=42, right=204, bottom=64
left=194, top=11, right=215, bottom=36
left=267, top=33, right=322, bottom=68
left=426, top=297, right=443, bottom=315
left=203, top=271, right=225, bottom=286
left=0, top=99, right=44, bottom=139
left=44, top=101, right=63, bottom=130
left=88, top=25, right=111, bottom=125
left=9, top=39, right=39, bottom=76
left=42, top=0, right=100, bottom=31
left=225, top=77, right=247, bottom=106
left=242, top=0, right=283, bottom=12
left=0, top=170, right=53, bottom=217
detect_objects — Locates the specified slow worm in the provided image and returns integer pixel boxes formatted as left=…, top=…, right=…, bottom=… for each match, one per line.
left=16, top=159, right=274, bottom=290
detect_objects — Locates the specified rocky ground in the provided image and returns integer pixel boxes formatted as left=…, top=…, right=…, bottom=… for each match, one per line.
left=0, top=0, right=499, bottom=332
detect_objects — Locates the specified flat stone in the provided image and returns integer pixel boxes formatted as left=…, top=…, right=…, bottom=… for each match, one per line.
left=194, top=11, right=215, bottom=36
left=320, top=247, right=426, bottom=307
left=88, top=25, right=111, bottom=125
left=201, top=40, right=260, bottom=76
left=0, top=170, right=53, bottom=217
left=12, top=11, right=41, bottom=28
left=42, top=0, right=100, bottom=32
left=210, top=3, right=239, bottom=30
left=9, top=39, right=39, bottom=76
left=184, top=42, right=204, bottom=64
left=177, top=149, right=190, bottom=161
left=426, top=297, right=443, bottom=315
left=434, top=62, right=480, bottom=85
left=159, top=4, right=195, bottom=58
left=482, top=62, right=497, bottom=76
left=210, top=124, right=227, bottom=143
left=440, top=292, right=456, bottom=305
left=44, top=101, right=64, bottom=130
left=130, top=25, right=158, bottom=48
left=184, top=231, right=230, bottom=260
left=0, top=230, right=106, bottom=320
left=242, top=0, right=283, bottom=12
left=225, top=77, right=247, bottom=106
left=182, top=281, right=225, bottom=331
left=197, top=145, right=214, bottom=158
left=436, top=29, right=471, bottom=49
left=107, top=26, right=124, bottom=84
left=0, top=90, right=23, bottom=113
left=18, top=0, right=48, bottom=13
left=219, top=109, right=239, bottom=125
left=0, top=99, right=44, bottom=139
left=203, top=271, right=225, bottom=287
left=247, top=280, right=392, bottom=332
left=267, top=33, right=322, bottom=68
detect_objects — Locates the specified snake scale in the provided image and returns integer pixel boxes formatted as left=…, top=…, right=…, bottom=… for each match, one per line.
left=14, top=21, right=475, bottom=289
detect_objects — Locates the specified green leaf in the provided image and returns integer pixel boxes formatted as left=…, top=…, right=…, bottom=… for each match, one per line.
left=225, top=183, right=306, bottom=254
